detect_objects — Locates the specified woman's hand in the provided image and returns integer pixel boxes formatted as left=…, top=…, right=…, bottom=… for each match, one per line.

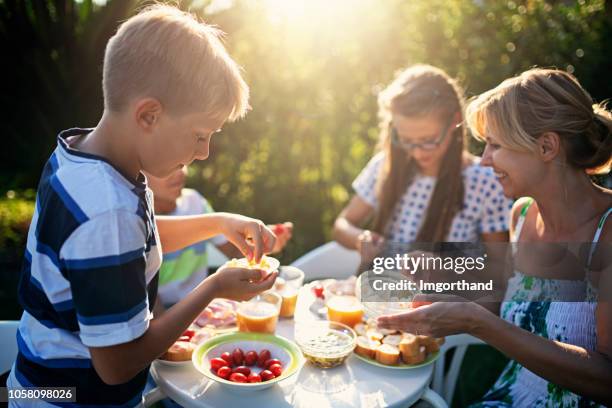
left=357, top=230, right=385, bottom=265
left=217, top=213, right=276, bottom=262
left=209, top=266, right=277, bottom=301
left=377, top=294, right=490, bottom=337
left=269, top=222, right=293, bottom=254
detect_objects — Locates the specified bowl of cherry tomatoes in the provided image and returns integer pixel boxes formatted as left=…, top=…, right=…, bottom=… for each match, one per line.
left=192, top=332, right=304, bottom=394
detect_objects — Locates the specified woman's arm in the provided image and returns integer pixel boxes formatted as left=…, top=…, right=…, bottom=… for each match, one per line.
left=473, top=300, right=612, bottom=405
left=332, top=195, right=375, bottom=249
left=89, top=266, right=277, bottom=385
left=378, top=286, right=612, bottom=405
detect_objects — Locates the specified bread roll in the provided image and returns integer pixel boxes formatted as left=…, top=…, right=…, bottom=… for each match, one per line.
left=382, top=334, right=402, bottom=347
left=375, top=344, right=400, bottom=365
left=417, top=335, right=440, bottom=353
left=355, top=336, right=379, bottom=359
left=402, top=345, right=426, bottom=365
left=399, top=334, right=419, bottom=357
left=161, top=341, right=195, bottom=361
left=367, top=329, right=384, bottom=342
left=354, top=323, right=367, bottom=337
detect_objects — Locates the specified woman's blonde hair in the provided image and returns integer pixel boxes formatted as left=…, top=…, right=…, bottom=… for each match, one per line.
left=466, top=68, right=612, bottom=174
left=103, top=4, right=249, bottom=122
left=373, top=65, right=466, bottom=242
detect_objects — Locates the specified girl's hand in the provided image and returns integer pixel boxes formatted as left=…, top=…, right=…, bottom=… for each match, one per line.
left=209, top=266, right=277, bottom=301
left=218, top=213, right=276, bottom=262
left=269, top=222, right=293, bottom=254
left=357, top=230, right=385, bottom=265
left=377, top=294, right=489, bottom=337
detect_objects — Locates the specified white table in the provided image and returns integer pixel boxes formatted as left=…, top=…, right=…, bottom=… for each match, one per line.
left=149, top=286, right=441, bottom=408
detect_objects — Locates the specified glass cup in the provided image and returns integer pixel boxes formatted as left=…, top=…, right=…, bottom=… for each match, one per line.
left=276, top=266, right=305, bottom=318
left=237, top=291, right=282, bottom=334
left=326, top=295, right=364, bottom=329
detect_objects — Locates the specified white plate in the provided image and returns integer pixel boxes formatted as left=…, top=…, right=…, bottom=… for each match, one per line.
left=154, top=358, right=193, bottom=368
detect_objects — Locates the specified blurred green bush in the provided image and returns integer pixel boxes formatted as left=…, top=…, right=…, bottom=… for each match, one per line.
left=0, top=190, right=35, bottom=252
left=0, top=0, right=610, bottom=264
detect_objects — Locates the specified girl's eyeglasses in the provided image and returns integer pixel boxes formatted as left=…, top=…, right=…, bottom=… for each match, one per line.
left=391, top=115, right=461, bottom=151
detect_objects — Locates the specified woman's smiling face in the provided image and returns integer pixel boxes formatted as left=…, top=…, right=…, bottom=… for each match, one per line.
left=480, top=130, right=543, bottom=199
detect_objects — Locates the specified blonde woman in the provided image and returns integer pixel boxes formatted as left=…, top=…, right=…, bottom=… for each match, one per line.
left=378, top=68, right=612, bottom=406
left=333, top=65, right=511, bottom=266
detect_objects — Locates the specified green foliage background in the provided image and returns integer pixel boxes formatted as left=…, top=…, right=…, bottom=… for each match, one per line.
left=0, top=1, right=610, bottom=403
left=2, top=0, right=610, bottom=263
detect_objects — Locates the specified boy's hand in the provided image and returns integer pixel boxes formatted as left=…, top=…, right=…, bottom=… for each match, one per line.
left=219, top=214, right=276, bottom=262
left=209, top=266, right=277, bottom=301
left=269, top=222, right=293, bottom=254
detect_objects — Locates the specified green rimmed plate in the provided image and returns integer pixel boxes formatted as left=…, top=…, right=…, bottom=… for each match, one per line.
left=353, top=350, right=439, bottom=369
left=192, top=332, right=304, bottom=394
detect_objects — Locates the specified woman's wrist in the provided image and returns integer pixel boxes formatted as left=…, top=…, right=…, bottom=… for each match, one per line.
left=464, top=301, right=497, bottom=337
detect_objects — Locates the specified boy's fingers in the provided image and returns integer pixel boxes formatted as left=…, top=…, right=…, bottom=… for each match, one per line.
left=248, top=223, right=264, bottom=263
left=261, top=225, right=276, bottom=254
left=246, top=271, right=277, bottom=294
left=241, top=268, right=265, bottom=282
left=229, top=233, right=253, bottom=260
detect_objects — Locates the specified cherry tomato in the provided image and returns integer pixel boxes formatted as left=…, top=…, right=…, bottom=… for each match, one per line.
left=313, top=284, right=324, bottom=299
left=265, top=358, right=282, bottom=369
left=182, top=329, right=196, bottom=340
left=178, top=335, right=190, bottom=342
left=210, top=358, right=229, bottom=371
left=247, top=373, right=262, bottom=383
left=260, top=370, right=275, bottom=381
left=220, top=352, right=233, bottom=365
left=229, top=372, right=248, bottom=383
left=232, top=366, right=251, bottom=376
left=232, top=348, right=244, bottom=366
left=269, top=363, right=283, bottom=377
left=273, top=223, right=286, bottom=235
left=244, top=350, right=258, bottom=366
left=216, top=366, right=232, bottom=380
left=257, top=349, right=271, bottom=368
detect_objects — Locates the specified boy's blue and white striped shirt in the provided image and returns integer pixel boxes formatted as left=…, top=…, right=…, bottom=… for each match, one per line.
left=8, top=128, right=162, bottom=407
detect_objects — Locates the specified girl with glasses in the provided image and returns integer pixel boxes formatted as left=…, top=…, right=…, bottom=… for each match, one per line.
left=333, top=65, right=512, bottom=267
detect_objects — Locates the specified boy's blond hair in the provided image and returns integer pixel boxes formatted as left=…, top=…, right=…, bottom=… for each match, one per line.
left=103, top=4, right=249, bottom=121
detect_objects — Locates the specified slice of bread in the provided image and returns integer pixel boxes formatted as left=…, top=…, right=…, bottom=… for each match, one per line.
left=417, top=335, right=440, bottom=353
left=402, top=345, right=426, bottom=365
left=399, top=333, right=419, bottom=357
left=355, top=336, right=379, bottom=359
left=382, top=334, right=403, bottom=347
left=375, top=344, right=400, bottom=365
left=354, top=323, right=367, bottom=337
left=161, top=341, right=195, bottom=361
left=367, top=329, right=384, bottom=342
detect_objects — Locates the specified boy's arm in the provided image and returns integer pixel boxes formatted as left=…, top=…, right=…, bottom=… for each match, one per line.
left=156, top=212, right=275, bottom=262
left=88, top=268, right=275, bottom=385
left=60, top=210, right=276, bottom=385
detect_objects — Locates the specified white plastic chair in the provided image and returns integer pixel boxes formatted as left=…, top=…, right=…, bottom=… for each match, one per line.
left=0, top=320, right=20, bottom=375
left=432, top=333, right=486, bottom=404
left=290, top=241, right=360, bottom=280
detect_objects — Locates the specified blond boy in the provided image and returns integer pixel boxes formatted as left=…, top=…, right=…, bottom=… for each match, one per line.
left=7, top=5, right=276, bottom=407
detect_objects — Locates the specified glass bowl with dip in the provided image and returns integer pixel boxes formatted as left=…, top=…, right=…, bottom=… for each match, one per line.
left=294, top=321, right=356, bottom=369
